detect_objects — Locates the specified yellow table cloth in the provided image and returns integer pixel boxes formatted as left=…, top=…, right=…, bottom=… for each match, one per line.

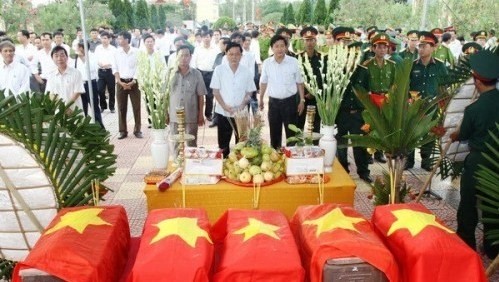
left=144, top=159, right=356, bottom=222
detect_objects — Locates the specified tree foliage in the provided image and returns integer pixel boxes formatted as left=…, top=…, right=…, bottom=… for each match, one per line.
left=212, top=16, right=237, bottom=30
left=297, top=0, right=313, bottom=25
left=158, top=5, right=167, bottom=28
left=313, top=0, right=327, bottom=25
left=287, top=4, right=296, bottom=25
left=134, top=0, right=150, bottom=29
left=327, top=0, right=340, bottom=23
left=150, top=5, right=160, bottom=30
left=1, top=0, right=33, bottom=34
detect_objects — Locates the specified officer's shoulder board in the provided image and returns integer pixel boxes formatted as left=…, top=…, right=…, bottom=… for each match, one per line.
left=399, top=48, right=406, bottom=53
left=441, top=44, right=450, bottom=50
left=386, top=59, right=396, bottom=64
left=357, top=63, right=368, bottom=69
left=434, top=57, right=445, bottom=63
left=362, top=58, right=373, bottom=66
left=363, top=47, right=371, bottom=52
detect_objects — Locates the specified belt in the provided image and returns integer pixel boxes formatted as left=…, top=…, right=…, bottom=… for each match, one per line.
left=120, top=78, right=133, bottom=82
left=198, top=69, right=213, bottom=73
left=269, top=95, right=296, bottom=102
left=99, top=68, right=112, bottom=71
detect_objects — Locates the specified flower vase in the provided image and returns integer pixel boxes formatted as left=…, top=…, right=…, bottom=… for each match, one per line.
left=150, top=128, right=170, bottom=170
left=319, top=124, right=337, bottom=173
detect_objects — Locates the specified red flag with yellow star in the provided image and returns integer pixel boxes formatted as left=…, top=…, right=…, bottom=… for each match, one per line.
left=127, top=208, right=213, bottom=282
left=12, top=206, right=130, bottom=282
left=211, top=209, right=304, bottom=281
left=291, top=204, right=399, bottom=282
left=372, top=203, right=486, bottom=282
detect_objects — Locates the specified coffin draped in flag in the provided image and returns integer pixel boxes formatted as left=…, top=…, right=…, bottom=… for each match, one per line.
left=211, top=209, right=304, bottom=282
left=127, top=208, right=213, bottom=282
left=291, top=204, right=399, bottom=282
left=12, top=205, right=130, bottom=282
left=371, top=203, right=486, bottom=282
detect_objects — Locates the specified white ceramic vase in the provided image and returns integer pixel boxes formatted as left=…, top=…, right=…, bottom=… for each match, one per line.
left=150, top=128, right=170, bottom=169
left=319, top=124, right=337, bottom=173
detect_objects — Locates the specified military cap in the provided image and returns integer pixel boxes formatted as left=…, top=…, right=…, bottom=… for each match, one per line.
left=444, top=26, right=456, bottom=32
left=462, top=42, right=482, bottom=55
left=418, top=31, right=438, bottom=46
left=366, top=26, right=378, bottom=33
left=371, top=33, right=390, bottom=45
left=276, top=27, right=292, bottom=38
left=407, top=30, right=419, bottom=40
left=469, top=50, right=499, bottom=81
left=333, top=26, right=354, bottom=40
left=389, top=36, right=402, bottom=47
left=300, top=26, right=318, bottom=39
left=473, top=30, right=488, bottom=41
left=430, top=28, right=444, bottom=36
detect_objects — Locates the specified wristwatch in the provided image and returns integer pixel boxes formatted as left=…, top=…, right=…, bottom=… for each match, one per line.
left=300, top=98, right=305, bottom=103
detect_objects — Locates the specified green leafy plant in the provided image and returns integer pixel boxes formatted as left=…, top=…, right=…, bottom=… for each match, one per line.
left=370, top=173, right=410, bottom=206
left=286, top=124, right=313, bottom=146
left=0, top=91, right=116, bottom=279
left=347, top=59, right=442, bottom=203
left=298, top=44, right=361, bottom=126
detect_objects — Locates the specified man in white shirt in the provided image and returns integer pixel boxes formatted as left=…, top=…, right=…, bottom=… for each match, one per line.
left=53, top=31, right=71, bottom=57
left=210, top=42, right=256, bottom=157
left=0, top=41, right=31, bottom=96
left=45, top=46, right=85, bottom=113
left=259, top=34, right=305, bottom=149
left=16, top=29, right=39, bottom=91
left=33, top=32, right=57, bottom=93
left=71, top=27, right=83, bottom=54
left=191, top=29, right=218, bottom=121
left=95, top=31, right=117, bottom=113
left=113, top=31, right=142, bottom=139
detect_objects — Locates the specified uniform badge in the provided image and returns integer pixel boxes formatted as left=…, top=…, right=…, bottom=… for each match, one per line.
left=345, top=31, right=350, bottom=37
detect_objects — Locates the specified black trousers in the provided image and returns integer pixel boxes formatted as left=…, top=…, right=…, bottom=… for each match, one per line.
left=83, top=80, right=105, bottom=129
left=199, top=70, right=214, bottom=118
left=268, top=95, right=298, bottom=149
left=407, top=140, right=434, bottom=167
left=217, top=113, right=238, bottom=158
left=335, top=110, right=370, bottom=177
left=97, top=69, right=115, bottom=110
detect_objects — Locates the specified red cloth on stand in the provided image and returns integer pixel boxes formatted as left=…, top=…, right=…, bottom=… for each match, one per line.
left=291, top=204, right=399, bottom=282
left=371, top=203, right=487, bottom=282
left=127, top=208, right=213, bottom=282
left=211, top=209, right=305, bottom=282
left=13, top=205, right=130, bottom=282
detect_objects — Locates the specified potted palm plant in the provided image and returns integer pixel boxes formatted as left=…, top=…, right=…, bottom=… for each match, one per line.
left=137, top=51, right=177, bottom=169
left=298, top=44, right=361, bottom=172
left=347, top=59, right=443, bottom=204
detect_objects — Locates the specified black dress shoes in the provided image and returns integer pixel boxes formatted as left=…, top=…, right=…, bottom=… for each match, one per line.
left=374, top=153, right=387, bottom=163
left=359, top=174, right=373, bottom=183
left=134, top=132, right=144, bottom=138
left=118, top=133, right=127, bottom=139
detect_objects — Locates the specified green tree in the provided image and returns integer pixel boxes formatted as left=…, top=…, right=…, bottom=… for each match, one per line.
left=150, top=4, right=160, bottom=30
left=212, top=16, right=237, bottom=30
left=297, top=0, right=312, bottom=25
left=280, top=5, right=288, bottom=24
left=1, top=0, right=33, bottom=34
left=163, top=3, right=183, bottom=28
left=158, top=5, right=166, bottom=28
left=327, top=0, right=339, bottom=23
left=287, top=4, right=295, bottom=25
left=258, top=0, right=286, bottom=22
left=313, top=0, right=327, bottom=25
left=134, top=0, right=150, bottom=29
left=123, top=0, right=134, bottom=30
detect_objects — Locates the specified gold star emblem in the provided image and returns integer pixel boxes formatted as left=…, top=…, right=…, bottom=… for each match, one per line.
left=481, top=31, right=485, bottom=36
left=44, top=208, right=111, bottom=235
left=387, top=209, right=454, bottom=236
left=306, top=31, right=312, bottom=36
left=303, top=207, right=365, bottom=237
left=233, top=218, right=281, bottom=242
left=345, top=31, right=350, bottom=37
left=151, top=217, right=212, bottom=247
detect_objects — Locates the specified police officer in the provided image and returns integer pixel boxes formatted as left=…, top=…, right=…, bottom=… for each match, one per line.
left=450, top=50, right=499, bottom=260
left=400, top=30, right=419, bottom=61
left=406, top=31, right=448, bottom=170
left=296, top=26, right=323, bottom=135
left=431, top=28, right=454, bottom=66
left=357, top=33, right=397, bottom=163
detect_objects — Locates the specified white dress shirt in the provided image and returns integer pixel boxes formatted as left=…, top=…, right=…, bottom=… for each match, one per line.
left=15, top=43, right=38, bottom=74
left=0, top=61, right=31, bottom=96
left=36, top=48, right=57, bottom=79
left=250, top=38, right=262, bottom=65
left=260, top=55, right=303, bottom=99
left=75, top=54, right=98, bottom=81
left=210, top=63, right=256, bottom=117
left=112, top=47, right=139, bottom=79
left=191, top=44, right=218, bottom=71
left=45, top=67, right=85, bottom=110
left=94, top=44, right=117, bottom=69
left=448, top=40, right=462, bottom=61
left=221, top=51, right=256, bottom=80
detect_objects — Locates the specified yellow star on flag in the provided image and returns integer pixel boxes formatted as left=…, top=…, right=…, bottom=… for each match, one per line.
left=44, top=208, right=111, bottom=235
left=150, top=217, right=212, bottom=247
left=233, top=218, right=281, bottom=242
left=303, top=208, right=365, bottom=237
left=387, top=209, right=454, bottom=236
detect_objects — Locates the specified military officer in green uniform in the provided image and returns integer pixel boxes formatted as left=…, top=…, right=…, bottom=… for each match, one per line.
left=431, top=28, right=454, bottom=66
left=400, top=30, right=419, bottom=61
left=296, top=26, right=323, bottom=135
left=332, top=26, right=355, bottom=46
left=357, top=33, right=397, bottom=163
left=406, top=31, right=448, bottom=170
left=461, top=42, right=482, bottom=58
left=258, top=25, right=272, bottom=61
left=388, top=37, right=403, bottom=64
left=473, top=30, right=488, bottom=48
left=360, top=29, right=378, bottom=63
left=450, top=50, right=499, bottom=260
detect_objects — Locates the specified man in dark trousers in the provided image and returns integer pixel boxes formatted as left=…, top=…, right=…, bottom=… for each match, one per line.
left=450, top=50, right=499, bottom=260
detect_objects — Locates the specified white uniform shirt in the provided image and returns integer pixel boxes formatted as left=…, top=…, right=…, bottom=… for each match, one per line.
left=36, top=48, right=57, bottom=79
left=191, top=44, right=218, bottom=71
left=75, top=54, right=98, bottom=81
left=94, top=44, right=117, bottom=69
left=250, top=38, right=262, bottom=65
left=112, top=47, right=139, bottom=79
left=45, top=67, right=85, bottom=110
left=210, top=63, right=256, bottom=117
left=16, top=43, right=38, bottom=74
left=0, top=61, right=31, bottom=96
left=260, top=55, right=303, bottom=99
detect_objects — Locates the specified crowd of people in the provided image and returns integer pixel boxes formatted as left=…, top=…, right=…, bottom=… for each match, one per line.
left=0, top=22, right=498, bottom=259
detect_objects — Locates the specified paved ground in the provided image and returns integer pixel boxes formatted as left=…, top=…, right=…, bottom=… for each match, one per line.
left=97, top=100, right=497, bottom=279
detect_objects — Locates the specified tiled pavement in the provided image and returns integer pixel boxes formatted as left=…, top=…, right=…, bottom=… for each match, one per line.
left=98, top=101, right=497, bottom=280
